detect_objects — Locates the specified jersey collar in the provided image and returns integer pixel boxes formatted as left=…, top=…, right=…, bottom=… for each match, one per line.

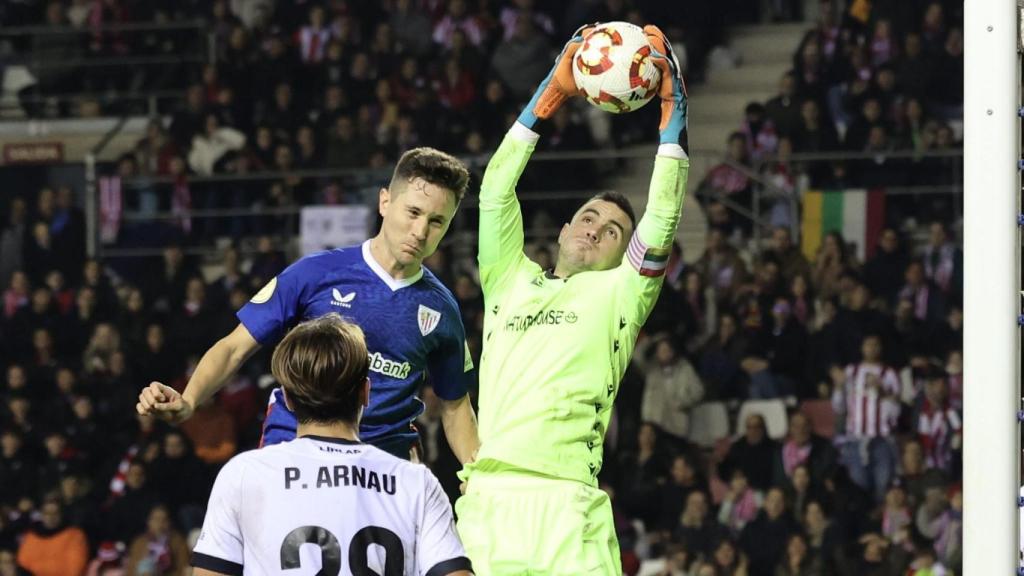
left=300, top=435, right=363, bottom=445
left=362, top=240, right=423, bottom=291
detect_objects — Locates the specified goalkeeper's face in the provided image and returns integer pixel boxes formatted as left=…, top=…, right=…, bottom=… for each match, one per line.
left=378, top=177, right=458, bottom=268
left=556, top=200, right=632, bottom=274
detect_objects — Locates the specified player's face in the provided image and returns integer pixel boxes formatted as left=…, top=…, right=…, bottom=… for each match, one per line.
left=378, top=178, right=458, bottom=269
left=556, top=200, right=632, bottom=274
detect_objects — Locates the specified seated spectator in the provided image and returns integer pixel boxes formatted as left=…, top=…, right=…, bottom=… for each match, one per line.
left=708, top=538, right=748, bottom=576
left=802, top=500, right=841, bottom=573
left=148, top=431, right=209, bottom=533
left=898, top=261, right=947, bottom=326
left=717, top=468, right=763, bottom=537
left=914, top=367, right=961, bottom=476
left=921, top=222, right=961, bottom=301
left=698, top=313, right=748, bottom=400
left=694, top=228, right=749, bottom=309
left=776, top=412, right=837, bottom=488
left=697, top=133, right=753, bottom=218
left=123, top=505, right=190, bottom=576
left=739, top=487, right=797, bottom=576
left=863, top=228, right=909, bottom=306
left=616, top=422, right=670, bottom=528
left=390, top=0, right=433, bottom=57
left=739, top=102, right=779, bottom=162
left=764, top=71, right=801, bottom=137
left=180, top=395, right=237, bottom=465
left=432, top=0, right=486, bottom=49
left=657, top=453, right=708, bottom=532
left=673, top=491, right=726, bottom=560
left=636, top=335, right=705, bottom=447
left=721, top=414, right=779, bottom=492
left=880, top=484, right=912, bottom=544
left=636, top=542, right=689, bottom=576
left=763, top=227, right=811, bottom=286
left=16, top=497, right=89, bottom=576
left=774, top=533, right=821, bottom=576
left=104, top=462, right=160, bottom=544
left=188, top=114, right=246, bottom=176
left=784, top=464, right=822, bottom=525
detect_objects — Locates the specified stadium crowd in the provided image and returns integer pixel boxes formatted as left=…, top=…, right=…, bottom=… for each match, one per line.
left=0, top=0, right=963, bottom=575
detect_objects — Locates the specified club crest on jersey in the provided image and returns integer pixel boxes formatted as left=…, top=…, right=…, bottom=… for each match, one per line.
left=331, top=288, right=356, bottom=308
left=418, top=305, right=441, bottom=336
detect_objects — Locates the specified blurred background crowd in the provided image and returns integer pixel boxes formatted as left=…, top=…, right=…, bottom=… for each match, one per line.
left=0, top=0, right=962, bottom=574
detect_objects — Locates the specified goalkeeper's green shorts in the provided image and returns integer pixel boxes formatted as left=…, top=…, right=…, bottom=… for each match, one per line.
left=455, top=464, right=621, bottom=575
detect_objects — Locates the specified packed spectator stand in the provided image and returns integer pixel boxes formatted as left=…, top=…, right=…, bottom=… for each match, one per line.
left=0, top=0, right=963, bottom=574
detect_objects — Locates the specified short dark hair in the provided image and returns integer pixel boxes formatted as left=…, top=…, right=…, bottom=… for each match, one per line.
left=271, top=314, right=369, bottom=424
left=389, top=147, right=470, bottom=203
left=589, top=191, right=636, bottom=231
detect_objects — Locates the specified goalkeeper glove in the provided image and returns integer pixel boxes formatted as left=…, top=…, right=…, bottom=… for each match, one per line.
left=644, top=25, right=689, bottom=150
left=516, top=23, right=597, bottom=130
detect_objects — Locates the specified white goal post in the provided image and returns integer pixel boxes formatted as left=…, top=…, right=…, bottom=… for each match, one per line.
left=963, top=0, right=1020, bottom=573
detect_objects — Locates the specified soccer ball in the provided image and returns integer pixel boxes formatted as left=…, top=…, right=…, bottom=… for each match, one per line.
left=572, top=22, right=661, bottom=114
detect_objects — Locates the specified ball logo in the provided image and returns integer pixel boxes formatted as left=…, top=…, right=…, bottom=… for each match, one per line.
left=576, top=27, right=622, bottom=76
left=250, top=277, right=277, bottom=304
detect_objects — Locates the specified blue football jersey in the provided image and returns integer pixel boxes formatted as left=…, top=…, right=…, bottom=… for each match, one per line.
left=238, top=241, right=472, bottom=444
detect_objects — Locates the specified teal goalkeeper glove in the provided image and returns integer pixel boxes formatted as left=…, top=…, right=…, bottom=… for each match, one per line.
left=644, top=25, right=689, bottom=150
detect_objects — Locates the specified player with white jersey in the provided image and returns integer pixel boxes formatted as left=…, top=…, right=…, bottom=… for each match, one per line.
left=136, top=147, right=479, bottom=464
left=191, top=314, right=472, bottom=576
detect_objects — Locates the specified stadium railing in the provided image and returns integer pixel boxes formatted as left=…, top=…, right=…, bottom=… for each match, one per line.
left=89, top=147, right=963, bottom=262
left=0, top=21, right=210, bottom=118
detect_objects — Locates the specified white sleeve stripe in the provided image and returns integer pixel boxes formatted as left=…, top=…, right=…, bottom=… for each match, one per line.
left=509, top=122, right=541, bottom=144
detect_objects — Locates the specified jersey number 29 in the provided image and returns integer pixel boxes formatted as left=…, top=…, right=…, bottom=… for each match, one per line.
left=280, top=525, right=404, bottom=575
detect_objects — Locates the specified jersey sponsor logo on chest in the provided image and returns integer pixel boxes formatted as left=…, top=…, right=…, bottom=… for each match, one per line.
left=331, top=288, right=356, bottom=308
left=504, top=308, right=579, bottom=332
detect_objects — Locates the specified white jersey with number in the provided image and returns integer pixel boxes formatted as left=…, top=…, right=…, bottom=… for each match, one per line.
left=191, top=436, right=471, bottom=576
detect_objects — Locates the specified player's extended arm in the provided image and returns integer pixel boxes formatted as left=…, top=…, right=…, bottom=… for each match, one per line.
left=478, top=26, right=589, bottom=277
left=635, top=26, right=690, bottom=253
left=439, top=393, right=480, bottom=464
left=137, top=323, right=261, bottom=424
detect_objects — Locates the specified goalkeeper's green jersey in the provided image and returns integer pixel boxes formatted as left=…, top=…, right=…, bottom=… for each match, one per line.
left=474, top=125, right=690, bottom=486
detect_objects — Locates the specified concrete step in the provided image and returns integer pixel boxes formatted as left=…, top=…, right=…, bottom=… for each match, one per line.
left=706, top=62, right=784, bottom=92
left=689, top=91, right=774, bottom=117
left=728, top=24, right=808, bottom=66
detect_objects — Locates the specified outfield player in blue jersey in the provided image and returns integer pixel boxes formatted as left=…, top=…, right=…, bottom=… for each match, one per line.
left=136, top=148, right=480, bottom=462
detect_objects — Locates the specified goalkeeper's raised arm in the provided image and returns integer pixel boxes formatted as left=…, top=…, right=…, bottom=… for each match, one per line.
left=458, top=24, right=691, bottom=576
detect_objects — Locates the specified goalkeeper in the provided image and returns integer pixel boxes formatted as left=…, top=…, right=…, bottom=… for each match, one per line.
left=455, top=24, right=690, bottom=575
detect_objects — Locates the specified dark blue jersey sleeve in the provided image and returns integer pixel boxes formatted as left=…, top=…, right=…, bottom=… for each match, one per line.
left=427, top=305, right=472, bottom=401
left=236, top=255, right=316, bottom=345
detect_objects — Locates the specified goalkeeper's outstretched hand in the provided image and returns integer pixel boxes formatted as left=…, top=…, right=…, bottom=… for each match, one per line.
left=644, top=25, right=689, bottom=151
left=516, top=24, right=596, bottom=130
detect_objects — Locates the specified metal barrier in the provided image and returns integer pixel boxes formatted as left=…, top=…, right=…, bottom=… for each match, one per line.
left=90, top=146, right=965, bottom=261
left=0, top=21, right=210, bottom=117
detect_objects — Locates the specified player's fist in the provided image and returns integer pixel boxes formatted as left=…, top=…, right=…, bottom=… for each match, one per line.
left=518, top=23, right=596, bottom=128
left=136, top=381, right=194, bottom=424
left=643, top=25, right=688, bottom=147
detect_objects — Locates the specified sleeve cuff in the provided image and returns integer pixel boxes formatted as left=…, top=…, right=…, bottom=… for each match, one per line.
left=191, top=552, right=243, bottom=576
left=425, top=556, right=474, bottom=576
left=509, top=122, right=540, bottom=144
left=656, top=143, right=687, bottom=160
